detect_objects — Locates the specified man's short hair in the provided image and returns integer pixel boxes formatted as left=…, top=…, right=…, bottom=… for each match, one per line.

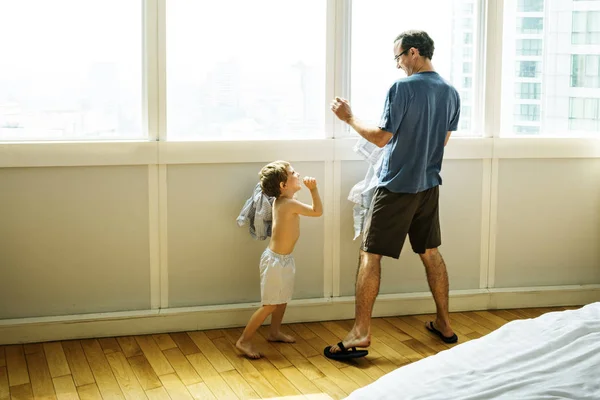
left=259, top=160, right=291, bottom=198
left=395, top=30, right=435, bottom=60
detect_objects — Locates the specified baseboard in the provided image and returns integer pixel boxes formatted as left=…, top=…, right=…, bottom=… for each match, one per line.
left=1, top=285, right=599, bottom=345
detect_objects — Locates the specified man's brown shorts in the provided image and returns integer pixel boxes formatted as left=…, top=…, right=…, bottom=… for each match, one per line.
left=361, top=186, right=441, bottom=258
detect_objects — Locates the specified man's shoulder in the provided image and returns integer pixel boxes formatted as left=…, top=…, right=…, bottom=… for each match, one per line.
left=446, top=82, right=460, bottom=102
left=387, top=78, right=413, bottom=98
left=394, top=74, right=436, bottom=90
left=391, top=77, right=412, bottom=88
left=436, top=75, right=459, bottom=94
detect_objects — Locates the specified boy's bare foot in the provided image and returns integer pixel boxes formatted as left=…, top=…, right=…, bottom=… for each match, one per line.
left=236, top=338, right=262, bottom=359
left=267, top=331, right=296, bottom=343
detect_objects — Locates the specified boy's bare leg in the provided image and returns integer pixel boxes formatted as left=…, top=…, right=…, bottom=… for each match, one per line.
left=237, top=305, right=277, bottom=359
left=329, top=250, right=381, bottom=353
left=267, top=303, right=295, bottom=343
left=419, top=248, right=455, bottom=337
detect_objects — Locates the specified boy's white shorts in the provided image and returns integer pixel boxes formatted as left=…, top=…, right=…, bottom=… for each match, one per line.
left=260, top=248, right=295, bottom=305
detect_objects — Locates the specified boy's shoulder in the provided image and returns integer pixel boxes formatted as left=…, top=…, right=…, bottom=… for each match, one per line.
left=274, top=196, right=302, bottom=213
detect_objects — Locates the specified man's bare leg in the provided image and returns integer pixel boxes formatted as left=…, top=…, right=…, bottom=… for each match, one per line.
left=419, top=248, right=455, bottom=337
left=267, top=303, right=295, bottom=343
left=329, top=250, right=381, bottom=352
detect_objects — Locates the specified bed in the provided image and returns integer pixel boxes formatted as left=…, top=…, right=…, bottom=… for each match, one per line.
left=346, top=302, right=600, bottom=399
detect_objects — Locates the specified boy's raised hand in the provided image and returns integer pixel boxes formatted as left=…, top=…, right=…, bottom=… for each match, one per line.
left=303, top=176, right=318, bottom=190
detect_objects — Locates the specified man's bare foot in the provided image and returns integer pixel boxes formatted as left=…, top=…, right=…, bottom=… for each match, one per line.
left=267, top=331, right=296, bottom=343
left=428, top=319, right=454, bottom=337
left=425, top=320, right=458, bottom=344
left=236, top=338, right=262, bottom=359
left=328, top=331, right=370, bottom=353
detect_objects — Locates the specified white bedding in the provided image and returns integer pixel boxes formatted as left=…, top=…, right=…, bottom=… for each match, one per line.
left=347, top=302, right=600, bottom=400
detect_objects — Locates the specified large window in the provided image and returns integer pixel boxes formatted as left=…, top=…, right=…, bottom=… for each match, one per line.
left=517, top=0, right=544, bottom=12
left=166, top=1, right=325, bottom=140
left=463, top=62, right=473, bottom=74
left=571, top=55, right=600, bottom=88
left=572, top=12, right=600, bottom=45
left=2, top=0, right=597, bottom=143
left=569, top=98, right=600, bottom=132
left=351, top=0, right=479, bottom=136
left=0, top=1, right=142, bottom=141
left=516, top=61, right=542, bottom=78
left=516, top=39, right=543, bottom=56
left=517, top=17, right=544, bottom=34
left=515, top=83, right=542, bottom=99
left=514, top=104, right=541, bottom=121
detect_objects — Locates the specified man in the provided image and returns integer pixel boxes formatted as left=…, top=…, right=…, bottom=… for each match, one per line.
left=325, top=30, right=460, bottom=360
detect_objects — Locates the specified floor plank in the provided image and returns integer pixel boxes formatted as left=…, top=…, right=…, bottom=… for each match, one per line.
left=98, top=339, right=122, bottom=355
left=219, top=370, right=259, bottom=399
left=23, top=345, right=43, bottom=356
left=144, top=386, right=169, bottom=400
left=186, top=353, right=238, bottom=399
left=25, top=352, right=57, bottom=400
left=186, top=382, right=216, bottom=400
left=77, top=383, right=103, bottom=400
left=116, top=338, right=143, bottom=359
left=168, top=333, right=200, bottom=356
left=105, top=352, right=147, bottom=400
left=61, top=341, right=95, bottom=388
left=133, top=337, right=174, bottom=377
left=162, top=348, right=201, bottom=386
left=51, top=376, right=79, bottom=400
left=80, top=340, right=124, bottom=400
left=0, top=367, right=9, bottom=400
left=5, top=345, right=29, bottom=387
left=151, top=336, right=177, bottom=352
left=489, top=309, right=523, bottom=322
left=306, top=355, right=360, bottom=395
left=43, top=343, right=71, bottom=378
left=158, top=373, right=193, bottom=400
left=186, top=332, right=234, bottom=374
left=9, top=383, right=34, bottom=400
left=127, top=356, right=162, bottom=392
left=312, top=376, right=347, bottom=400
left=266, top=339, right=325, bottom=381
left=279, top=366, right=321, bottom=395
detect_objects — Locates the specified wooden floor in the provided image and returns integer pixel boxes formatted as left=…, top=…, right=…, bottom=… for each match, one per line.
left=0, top=306, right=575, bottom=400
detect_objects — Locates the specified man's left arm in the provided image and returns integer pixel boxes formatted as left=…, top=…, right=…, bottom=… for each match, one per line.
left=346, top=117, right=392, bottom=148
left=331, top=97, right=392, bottom=148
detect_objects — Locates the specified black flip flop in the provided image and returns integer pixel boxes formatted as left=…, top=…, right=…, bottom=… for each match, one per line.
left=324, top=342, right=368, bottom=360
left=426, top=321, right=458, bottom=344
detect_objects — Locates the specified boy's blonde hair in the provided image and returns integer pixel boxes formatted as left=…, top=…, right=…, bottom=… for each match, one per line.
left=259, top=160, right=291, bottom=198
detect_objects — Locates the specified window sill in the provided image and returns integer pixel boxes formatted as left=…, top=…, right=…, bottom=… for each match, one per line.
left=0, top=137, right=599, bottom=168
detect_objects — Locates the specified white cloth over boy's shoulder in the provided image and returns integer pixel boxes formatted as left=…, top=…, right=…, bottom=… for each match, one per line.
left=236, top=182, right=275, bottom=240
left=348, top=138, right=385, bottom=240
left=260, top=248, right=295, bottom=305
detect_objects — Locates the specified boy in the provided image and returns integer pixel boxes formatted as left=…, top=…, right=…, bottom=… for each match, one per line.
left=236, top=160, right=323, bottom=359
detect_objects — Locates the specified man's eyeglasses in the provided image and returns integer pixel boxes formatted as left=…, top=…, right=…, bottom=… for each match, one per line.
left=394, top=48, right=410, bottom=62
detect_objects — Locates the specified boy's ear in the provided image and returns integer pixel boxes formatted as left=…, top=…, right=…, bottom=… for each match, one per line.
left=280, top=181, right=286, bottom=190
